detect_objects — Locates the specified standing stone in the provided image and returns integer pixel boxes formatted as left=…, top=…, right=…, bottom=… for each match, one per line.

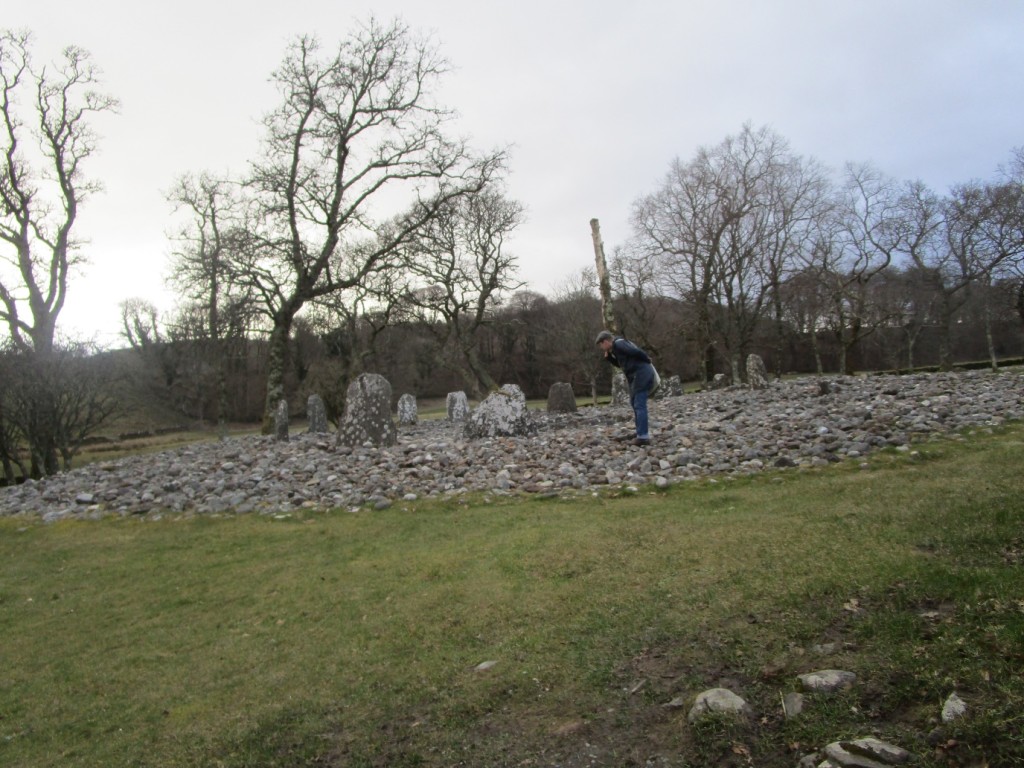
left=709, top=373, right=730, bottom=390
left=611, top=371, right=630, bottom=406
left=662, top=374, right=684, bottom=397
left=500, top=383, right=526, bottom=403
left=335, top=373, right=397, bottom=448
left=747, top=354, right=770, bottom=390
left=274, top=399, right=289, bottom=441
left=397, top=393, right=418, bottom=426
left=464, top=389, right=536, bottom=438
left=547, top=382, right=577, bottom=413
left=446, top=391, right=470, bottom=421
left=307, top=394, right=328, bottom=433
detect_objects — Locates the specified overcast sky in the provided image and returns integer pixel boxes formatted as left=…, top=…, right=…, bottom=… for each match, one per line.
left=8, top=0, right=1024, bottom=346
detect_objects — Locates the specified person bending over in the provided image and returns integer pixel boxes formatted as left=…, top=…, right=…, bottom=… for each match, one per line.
left=596, top=330, right=656, bottom=446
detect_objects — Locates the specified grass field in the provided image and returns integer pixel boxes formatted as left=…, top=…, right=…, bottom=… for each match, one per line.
left=2, top=424, right=1023, bottom=766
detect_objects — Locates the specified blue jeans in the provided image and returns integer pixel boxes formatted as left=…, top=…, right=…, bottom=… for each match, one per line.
left=629, top=364, right=655, bottom=439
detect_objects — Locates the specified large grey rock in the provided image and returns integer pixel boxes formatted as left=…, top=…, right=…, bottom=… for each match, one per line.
left=687, top=687, right=753, bottom=722
left=397, top=393, right=418, bottom=426
left=306, top=394, right=328, bottom=433
left=335, top=373, right=397, bottom=448
left=546, top=382, right=577, bottom=413
left=747, top=354, right=770, bottom=390
left=798, top=669, right=857, bottom=692
left=274, top=399, right=289, bottom=442
left=464, top=387, right=536, bottom=439
left=941, top=692, right=967, bottom=722
left=822, top=737, right=911, bottom=767
left=446, top=391, right=469, bottom=422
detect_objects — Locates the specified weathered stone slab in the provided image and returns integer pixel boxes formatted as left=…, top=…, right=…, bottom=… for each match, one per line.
left=747, top=353, right=770, bottom=390
left=335, top=373, right=397, bottom=448
left=464, top=387, right=536, bottom=439
left=397, top=393, right=418, bottom=426
left=547, top=382, right=577, bottom=413
left=307, top=394, right=328, bottom=433
left=611, top=371, right=629, bottom=405
left=274, top=399, right=289, bottom=441
left=446, top=391, right=469, bottom=421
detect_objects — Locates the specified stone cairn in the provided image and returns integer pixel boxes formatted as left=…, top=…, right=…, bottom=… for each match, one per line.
left=335, top=373, right=397, bottom=448
left=464, top=383, right=536, bottom=439
left=546, top=382, right=577, bottom=413
left=747, top=353, right=770, bottom=390
left=274, top=399, right=289, bottom=441
left=306, top=394, right=328, bottom=433
left=396, top=393, right=418, bottom=426
left=446, top=391, right=470, bottom=421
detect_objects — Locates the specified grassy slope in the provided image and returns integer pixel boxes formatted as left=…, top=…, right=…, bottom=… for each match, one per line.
left=2, top=426, right=1023, bottom=767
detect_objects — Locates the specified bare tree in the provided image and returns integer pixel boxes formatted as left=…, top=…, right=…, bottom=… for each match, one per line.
left=166, top=173, right=254, bottom=427
left=0, top=30, right=118, bottom=353
left=397, top=187, right=524, bottom=399
left=0, top=341, right=116, bottom=481
left=822, top=163, right=905, bottom=374
left=214, top=20, right=505, bottom=431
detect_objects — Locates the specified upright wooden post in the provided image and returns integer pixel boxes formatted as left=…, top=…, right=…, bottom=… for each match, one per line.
left=590, top=218, right=618, bottom=334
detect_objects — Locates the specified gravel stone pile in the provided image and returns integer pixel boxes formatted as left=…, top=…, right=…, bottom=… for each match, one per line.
left=2, top=370, right=1022, bottom=522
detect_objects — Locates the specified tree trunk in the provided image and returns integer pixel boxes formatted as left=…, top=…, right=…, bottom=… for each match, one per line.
left=262, top=315, right=294, bottom=434
left=590, top=219, right=618, bottom=333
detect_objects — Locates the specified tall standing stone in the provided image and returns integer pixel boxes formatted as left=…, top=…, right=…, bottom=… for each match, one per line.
left=335, top=373, right=397, bottom=448
left=611, top=371, right=630, bottom=406
left=547, top=382, right=577, bottom=413
left=397, top=393, right=418, bottom=426
left=307, top=394, right=328, bottom=433
left=747, top=354, right=770, bottom=390
left=446, top=391, right=469, bottom=421
left=274, top=399, right=289, bottom=441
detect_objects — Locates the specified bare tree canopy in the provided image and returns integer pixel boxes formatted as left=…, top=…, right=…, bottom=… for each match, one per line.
left=184, top=19, right=507, bottom=430
left=0, top=30, right=118, bottom=353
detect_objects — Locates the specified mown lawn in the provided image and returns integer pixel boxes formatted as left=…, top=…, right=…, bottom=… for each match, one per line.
left=2, top=424, right=1023, bottom=767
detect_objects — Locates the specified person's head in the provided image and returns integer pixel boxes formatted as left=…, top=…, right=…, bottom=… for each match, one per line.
left=595, top=330, right=614, bottom=352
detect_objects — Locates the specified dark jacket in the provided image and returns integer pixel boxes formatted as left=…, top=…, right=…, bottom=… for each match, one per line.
left=606, top=337, right=655, bottom=393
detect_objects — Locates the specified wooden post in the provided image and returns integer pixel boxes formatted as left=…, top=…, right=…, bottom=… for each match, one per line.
left=590, top=218, right=618, bottom=334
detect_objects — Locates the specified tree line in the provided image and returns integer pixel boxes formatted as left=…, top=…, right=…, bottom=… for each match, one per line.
left=2, top=24, right=1023, bottom=482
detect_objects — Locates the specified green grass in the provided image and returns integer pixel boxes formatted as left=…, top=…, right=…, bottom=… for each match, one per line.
left=2, top=426, right=1024, bottom=766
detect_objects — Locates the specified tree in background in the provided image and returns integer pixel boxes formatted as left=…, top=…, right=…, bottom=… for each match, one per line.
left=397, top=186, right=524, bottom=399
left=0, top=31, right=118, bottom=477
left=212, top=20, right=505, bottom=432
left=0, top=30, right=118, bottom=353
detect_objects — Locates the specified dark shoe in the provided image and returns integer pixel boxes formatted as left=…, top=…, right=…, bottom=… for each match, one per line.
left=631, top=438, right=651, bottom=447
left=612, top=432, right=636, bottom=442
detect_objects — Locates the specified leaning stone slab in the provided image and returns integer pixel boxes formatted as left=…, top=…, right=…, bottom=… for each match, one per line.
left=687, top=687, right=753, bottom=723
left=798, top=669, right=857, bottom=693
left=546, top=382, right=577, bottom=413
left=446, top=391, right=469, bottom=421
left=397, top=393, right=418, bottom=426
left=747, top=353, right=770, bottom=390
left=335, top=373, right=397, bottom=448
